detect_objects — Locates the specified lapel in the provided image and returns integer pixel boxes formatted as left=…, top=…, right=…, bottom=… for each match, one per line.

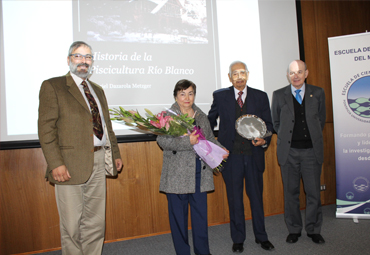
left=304, top=84, right=314, bottom=112
left=65, top=73, right=90, bottom=113
left=245, top=86, right=256, bottom=114
left=224, top=86, right=236, bottom=122
left=283, top=85, right=294, bottom=116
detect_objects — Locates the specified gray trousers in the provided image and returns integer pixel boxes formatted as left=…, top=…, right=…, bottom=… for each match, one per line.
left=55, top=149, right=106, bottom=255
left=281, top=148, right=323, bottom=235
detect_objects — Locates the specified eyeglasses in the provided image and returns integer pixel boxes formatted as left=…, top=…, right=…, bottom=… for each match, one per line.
left=69, top=53, right=94, bottom=61
left=232, top=70, right=248, bottom=77
left=289, top=70, right=305, bottom=76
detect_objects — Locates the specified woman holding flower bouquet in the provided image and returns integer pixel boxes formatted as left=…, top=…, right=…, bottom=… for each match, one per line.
left=157, top=79, right=228, bottom=255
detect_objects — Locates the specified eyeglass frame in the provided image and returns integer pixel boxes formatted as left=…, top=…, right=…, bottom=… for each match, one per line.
left=289, top=70, right=306, bottom=76
left=69, top=53, right=94, bottom=61
left=231, top=70, right=249, bottom=77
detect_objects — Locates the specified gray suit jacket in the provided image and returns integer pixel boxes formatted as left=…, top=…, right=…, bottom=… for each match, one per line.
left=271, top=84, right=326, bottom=165
left=38, top=72, right=121, bottom=185
left=157, top=102, right=224, bottom=194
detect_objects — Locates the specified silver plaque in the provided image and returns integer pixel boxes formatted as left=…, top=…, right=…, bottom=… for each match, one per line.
left=235, top=114, right=272, bottom=140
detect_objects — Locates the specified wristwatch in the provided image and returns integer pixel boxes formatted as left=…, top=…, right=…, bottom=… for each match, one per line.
left=262, top=140, right=268, bottom=148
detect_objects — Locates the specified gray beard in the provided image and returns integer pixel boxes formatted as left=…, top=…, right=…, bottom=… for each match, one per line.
left=69, top=62, right=92, bottom=79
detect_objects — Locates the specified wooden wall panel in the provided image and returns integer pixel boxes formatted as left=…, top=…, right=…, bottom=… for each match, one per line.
left=0, top=149, right=60, bottom=254
left=301, top=0, right=370, bottom=125
left=263, top=135, right=285, bottom=214
left=0, top=140, right=287, bottom=255
left=321, top=123, right=336, bottom=204
left=300, top=0, right=370, bottom=207
left=105, top=142, right=170, bottom=240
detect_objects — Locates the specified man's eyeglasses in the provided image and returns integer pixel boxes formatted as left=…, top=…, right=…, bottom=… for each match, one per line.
left=69, top=54, right=94, bottom=61
left=232, top=70, right=248, bottom=77
left=289, top=70, right=305, bottom=76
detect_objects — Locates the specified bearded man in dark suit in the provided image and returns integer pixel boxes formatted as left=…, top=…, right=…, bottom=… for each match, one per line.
left=271, top=60, right=326, bottom=245
left=208, top=61, right=274, bottom=253
left=38, top=41, right=123, bottom=255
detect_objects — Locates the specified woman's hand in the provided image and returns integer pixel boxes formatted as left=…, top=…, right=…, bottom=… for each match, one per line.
left=222, top=148, right=230, bottom=159
left=189, top=130, right=199, bottom=145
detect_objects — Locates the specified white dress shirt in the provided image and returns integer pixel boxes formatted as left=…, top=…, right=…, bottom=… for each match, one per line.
left=71, top=72, right=107, bottom=146
left=234, top=86, right=247, bottom=103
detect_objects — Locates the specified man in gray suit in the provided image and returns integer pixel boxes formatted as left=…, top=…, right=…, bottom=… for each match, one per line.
left=271, top=60, right=326, bottom=244
left=38, top=41, right=123, bottom=255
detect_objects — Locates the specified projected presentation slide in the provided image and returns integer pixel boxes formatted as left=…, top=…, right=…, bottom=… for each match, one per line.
left=72, top=0, right=220, bottom=112
left=1, top=0, right=300, bottom=143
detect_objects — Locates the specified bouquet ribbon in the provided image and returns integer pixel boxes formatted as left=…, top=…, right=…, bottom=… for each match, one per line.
left=192, top=126, right=225, bottom=172
left=192, top=126, right=211, bottom=155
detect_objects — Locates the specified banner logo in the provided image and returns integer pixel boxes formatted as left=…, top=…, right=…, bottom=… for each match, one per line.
left=353, top=176, right=369, bottom=192
left=343, top=75, right=370, bottom=122
left=347, top=75, right=370, bottom=118
left=346, top=192, right=355, bottom=200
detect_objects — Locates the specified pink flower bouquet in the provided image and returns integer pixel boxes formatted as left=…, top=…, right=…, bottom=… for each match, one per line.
left=110, top=107, right=226, bottom=173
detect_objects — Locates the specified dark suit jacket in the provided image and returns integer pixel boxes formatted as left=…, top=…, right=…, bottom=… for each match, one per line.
left=271, top=84, right=326, bottom=166
left=208, top=86, right=273, bottom=172
left=38, top=72, right=121, bottom=185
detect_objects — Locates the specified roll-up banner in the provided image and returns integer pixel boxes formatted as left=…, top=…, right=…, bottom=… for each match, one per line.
left=328, top=32, right=370, bottom=220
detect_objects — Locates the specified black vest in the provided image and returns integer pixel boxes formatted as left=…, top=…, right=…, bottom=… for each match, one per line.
left=232, top=100, right=252, bottom=155
left=291, top=95, right=313, bottom=149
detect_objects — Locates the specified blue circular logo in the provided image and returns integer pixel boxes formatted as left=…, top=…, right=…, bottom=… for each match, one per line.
left=347, top=76, right=370, bottom=118
left=346, top=192, right=354, bottom=200
left=353, top=177, right=369, bottom=193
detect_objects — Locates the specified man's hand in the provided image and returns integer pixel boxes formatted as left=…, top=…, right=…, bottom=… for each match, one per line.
left=251, top=138, right=266, bottom=147
left=116, top=159, right=123, bottom=172
left=52, top=165, right=71, bottom=182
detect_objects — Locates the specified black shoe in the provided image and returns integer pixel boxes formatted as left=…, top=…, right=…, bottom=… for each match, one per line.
left=307, top=234, right=325, bottom=244
left=286, top=233, right=301, bottom=243
left=232, top=243, right=244, bottom=253
left=255, top=239, right=275, bottom=250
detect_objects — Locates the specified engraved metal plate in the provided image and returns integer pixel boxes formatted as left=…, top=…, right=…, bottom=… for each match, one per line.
left=235, top=114, right=269, bottom=140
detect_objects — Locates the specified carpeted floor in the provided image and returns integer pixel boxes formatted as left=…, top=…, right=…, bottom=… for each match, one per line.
left=36, top=204, right=370, bottom=255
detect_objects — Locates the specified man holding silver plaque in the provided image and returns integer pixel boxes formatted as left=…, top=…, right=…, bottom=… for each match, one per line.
left=271, top=60, right=326, bottom=245
left=208, top=61, right=274, bottom=253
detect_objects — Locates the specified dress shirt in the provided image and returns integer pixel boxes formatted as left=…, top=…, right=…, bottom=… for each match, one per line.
left=291, top=83, right=305, bottom=101
left=71, top=72, right=107, bottom=146
left=234, top=86, right=247, bottom=103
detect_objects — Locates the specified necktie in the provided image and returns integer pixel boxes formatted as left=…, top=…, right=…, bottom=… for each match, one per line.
left=237, top=91, right=244, bottom=108
left=81, top=81, right=103, bottom=140
left=295, top=89, right=302, bottom=104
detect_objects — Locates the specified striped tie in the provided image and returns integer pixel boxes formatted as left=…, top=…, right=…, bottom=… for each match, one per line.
left=81, top=81, right=103, bottom=140
left=237, top=91, right=244, bottom=108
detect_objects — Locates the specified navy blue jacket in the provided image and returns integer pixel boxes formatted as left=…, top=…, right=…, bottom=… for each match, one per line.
left=208, top=86, right=273, bottom=172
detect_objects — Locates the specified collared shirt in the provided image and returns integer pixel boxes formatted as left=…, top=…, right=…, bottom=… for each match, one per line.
left=234, top=86, right=247, bottom=103
left=291, top=83, right=305, bottom=101
left=70, top=72, right=107, bottom=146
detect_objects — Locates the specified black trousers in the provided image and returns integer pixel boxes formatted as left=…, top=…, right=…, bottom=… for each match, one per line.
left=222, top=154, right=268, bottom=243
left=166, top=158, right=210, bottom=255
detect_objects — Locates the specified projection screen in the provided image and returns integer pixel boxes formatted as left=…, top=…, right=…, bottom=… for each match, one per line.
left=0, top=0, right=300, bottom=147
